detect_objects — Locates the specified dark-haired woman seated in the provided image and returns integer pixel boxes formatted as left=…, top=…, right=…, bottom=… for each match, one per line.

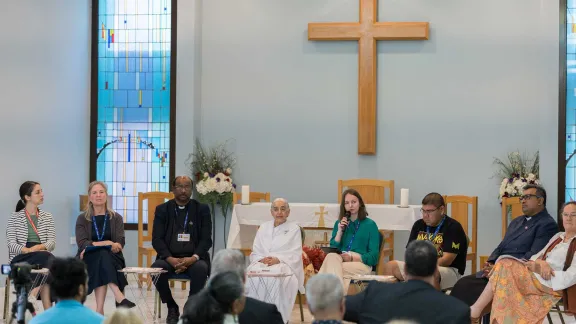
left=180, top=271, right=246, bottom=324
left=75, top=181, right=134, bottom=315
left=6, top=181, right=55, bottom=310
left=317, top=189, right=380, bottom=294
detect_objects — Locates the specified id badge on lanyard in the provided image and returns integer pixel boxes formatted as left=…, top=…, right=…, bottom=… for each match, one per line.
left=176, top=207, right=191, bottom=242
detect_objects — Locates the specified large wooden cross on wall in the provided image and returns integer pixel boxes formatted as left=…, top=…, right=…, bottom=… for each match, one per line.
left=308, top=0, right=429, bottom=155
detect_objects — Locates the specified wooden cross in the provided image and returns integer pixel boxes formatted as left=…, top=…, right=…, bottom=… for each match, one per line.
left=315, top=205, right=328, bottom=227
left=315, top=232, right=330, bottom=247
left=308, top=0, right=429, bottom=155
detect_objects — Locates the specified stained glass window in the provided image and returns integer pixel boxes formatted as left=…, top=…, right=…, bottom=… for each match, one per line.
left=91, top=0, right=175, bottom=225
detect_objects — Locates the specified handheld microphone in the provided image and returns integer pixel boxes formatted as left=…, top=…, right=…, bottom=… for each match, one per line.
left=343, top=211, right=351, bottom=230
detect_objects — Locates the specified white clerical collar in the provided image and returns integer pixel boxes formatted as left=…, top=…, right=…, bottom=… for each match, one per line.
left=525, top=217, right=532, bottom=221
left=178, top=205, right=186, bottom=209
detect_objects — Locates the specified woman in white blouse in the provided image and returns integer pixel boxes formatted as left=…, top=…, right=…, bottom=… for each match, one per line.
left=470, top=202, right=575, bottom=324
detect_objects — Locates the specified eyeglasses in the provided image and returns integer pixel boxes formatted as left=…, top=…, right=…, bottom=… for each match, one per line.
left=174, top=185, right=192, bottom=190
left=520, top=194, right=542, bottom=201
left=420, top=207, right=439, bottom=215
left=272, top=207, right=289, bottom=213
left=562, top=213, right=576, bottom=218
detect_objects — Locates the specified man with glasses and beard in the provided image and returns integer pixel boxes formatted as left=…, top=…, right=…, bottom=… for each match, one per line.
left=449, top=184, right=558, bottom=316
left=382, top=192, right=468, bottom=290
left=152, top=175, right=212, bottom=324
left=30, top=257, right=104, bottom=324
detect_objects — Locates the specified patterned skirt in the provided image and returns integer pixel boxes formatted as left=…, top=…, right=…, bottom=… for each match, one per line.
left=490, top=258, right=561, bottom=324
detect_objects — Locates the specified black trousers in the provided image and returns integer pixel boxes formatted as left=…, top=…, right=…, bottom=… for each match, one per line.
left=449, top=273, right=489, bottom=306
left=152, top=258, right=209, bottom=308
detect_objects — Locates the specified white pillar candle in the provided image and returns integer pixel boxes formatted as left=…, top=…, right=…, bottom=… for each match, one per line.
left=241, top=185, right=250, bottom=205
left=400, top=188, right=409, bottom=207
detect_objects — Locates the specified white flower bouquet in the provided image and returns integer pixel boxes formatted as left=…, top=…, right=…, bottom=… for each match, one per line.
left=493, top=151, right=539, bottom=202
left=187, top=139, right=236, bottom=248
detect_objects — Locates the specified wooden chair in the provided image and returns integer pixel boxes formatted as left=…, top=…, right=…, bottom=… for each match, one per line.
left=137, top=191, right=176, bottom=290
left=233, top=191, right=271, bottom=256
left=232, top=191, right=271, bottom=204
left=338, top=179, right=395, bottom=261
left=444, top=195, right=478, bottom=273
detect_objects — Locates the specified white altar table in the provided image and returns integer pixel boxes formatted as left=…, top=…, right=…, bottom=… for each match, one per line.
left=226, top=202, right=421, bottom=249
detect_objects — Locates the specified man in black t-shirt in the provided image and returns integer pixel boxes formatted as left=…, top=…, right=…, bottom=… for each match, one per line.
left=382, top=193, right=468, bottom=290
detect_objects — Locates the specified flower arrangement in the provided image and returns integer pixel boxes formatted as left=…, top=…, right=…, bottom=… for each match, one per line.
left=187, top=138, right=236, bottom=248
left=302, top=245, right=326, bottom=273
left=493, top=151, right=540, bottom=202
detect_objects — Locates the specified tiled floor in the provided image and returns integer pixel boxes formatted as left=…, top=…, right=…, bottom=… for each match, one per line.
left=0, top=281, right=573, bottom=323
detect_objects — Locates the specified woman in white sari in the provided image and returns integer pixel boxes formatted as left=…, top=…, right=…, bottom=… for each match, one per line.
left=246, top=198, right=304, bottom=323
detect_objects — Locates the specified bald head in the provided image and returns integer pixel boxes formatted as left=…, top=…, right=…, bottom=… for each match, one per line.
left=173, top=175, right=193, bottom=205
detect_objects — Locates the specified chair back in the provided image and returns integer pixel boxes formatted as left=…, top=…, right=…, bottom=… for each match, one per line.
left=501, top=196, right=523, bottom=238
left=444, top=195, right=477, bottom=252
left=138, top=192, right=174, bottom=247
left=232, top=191, right=271, bottom=204
left=338, top=179, right=394, bottom=204
left=444, top=195, right=478, bottom=272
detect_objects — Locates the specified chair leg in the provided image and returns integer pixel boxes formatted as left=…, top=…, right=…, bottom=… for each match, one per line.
left=472, top=257, right=477, bottom=274
left=170, top=281, right=174, bottom=288
left=557, top=304, right=566, bottom=324
left=297, top=291, right=304, bottom=322
left=182, top=282, right=186, bottom=290
left=547, top=312, right=554, bottom=324
left=138, top=252, right=143, bottom=288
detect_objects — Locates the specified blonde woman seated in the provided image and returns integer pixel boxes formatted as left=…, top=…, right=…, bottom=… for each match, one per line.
left=318, top=189, right=380, bottom=293
left=76, top=181, right=135, bottom=315
left=470, top=201, right=576, bottom=324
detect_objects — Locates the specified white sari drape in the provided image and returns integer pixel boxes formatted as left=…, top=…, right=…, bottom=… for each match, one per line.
left=246, top=220, right=303, bottom=323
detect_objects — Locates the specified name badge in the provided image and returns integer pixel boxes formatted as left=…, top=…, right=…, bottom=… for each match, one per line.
left=178, top=234, right=191, bottom=242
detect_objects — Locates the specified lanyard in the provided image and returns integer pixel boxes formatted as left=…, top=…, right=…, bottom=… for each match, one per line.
left=92, top=214, right=108, bottom=242
left=175, top=207, right=189, bottom=233
left=25, top=209, right=40, bottom=237
left=345, top=221, right=361, bottom=251
left=426, top=216, right=446, bottom=242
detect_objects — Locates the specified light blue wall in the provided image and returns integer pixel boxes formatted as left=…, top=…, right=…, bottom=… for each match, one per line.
left=173, top=0, right=560, bottom=264
left=0, top=0, right=91, bottom=280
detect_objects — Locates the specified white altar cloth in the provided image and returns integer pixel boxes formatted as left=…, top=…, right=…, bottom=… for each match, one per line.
left=226, top=203, right=420, bottom=249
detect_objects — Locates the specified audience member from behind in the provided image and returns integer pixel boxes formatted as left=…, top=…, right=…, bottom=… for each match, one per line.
left=306, top=274, right=345, bottom=324
left=103, top=308, right=143, bottom=324
left=184, top=248, right=283, bottom=324
left=30, top=257, right=104, bottom=324
left=179, top=271, right=246, bottom=324
left=344, top=240, right=470, bottom=324
left=7, top=181, right=56, bottom=310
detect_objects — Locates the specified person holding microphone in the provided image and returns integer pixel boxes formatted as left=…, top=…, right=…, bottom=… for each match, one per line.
left=318, top=189, right=380, bottom=294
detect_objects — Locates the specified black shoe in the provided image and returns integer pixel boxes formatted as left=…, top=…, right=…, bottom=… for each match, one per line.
left=166, top=306, right=180, bottom=324
left=116, top=299, right=136, bottom=308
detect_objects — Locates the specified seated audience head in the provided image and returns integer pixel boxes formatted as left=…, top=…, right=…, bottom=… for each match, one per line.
left=404, top=240, right=438, bottom=281
left=520, top=184, right=546, bottom=216
left=15, top=180, right=42, bottom=212
left=84, top=181, right=115, bottom=220
left=339, top=188, right=368, bottom=220
left=560, top=201, right=576, bottom=234
left=173, top=175, right=193, bottom=205
left=49, top=257, right=89, bottom=303
left=181, top=271, right=246, bottom=324
left=211, top=249, right=246, bottom=282
left=420, top=192, right=445, bottom=227
left=103, top=308, right=143, bottom=324
left=306, top=273, right=345, bottom=321
left=270, top=198, right=290, bottom=226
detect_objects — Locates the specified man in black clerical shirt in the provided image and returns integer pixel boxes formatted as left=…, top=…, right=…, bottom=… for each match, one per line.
left=152, top=175, right=212, bottom=324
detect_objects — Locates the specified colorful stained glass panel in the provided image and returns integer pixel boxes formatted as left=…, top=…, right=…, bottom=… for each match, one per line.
left=95, top=0, right=173, bottom=224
